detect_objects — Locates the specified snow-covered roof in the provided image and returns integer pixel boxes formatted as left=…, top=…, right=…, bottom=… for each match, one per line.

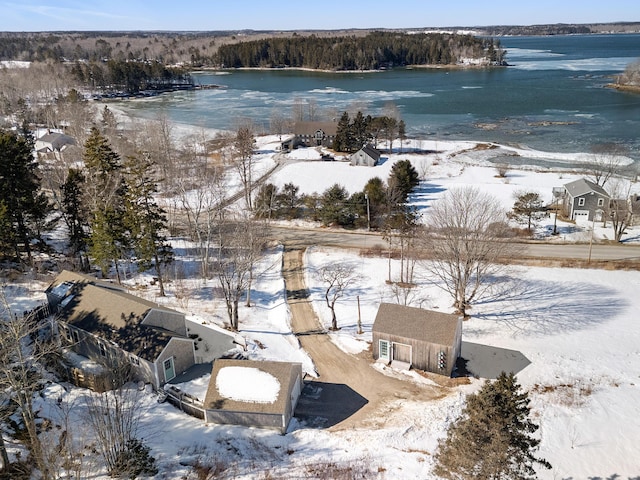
left=216, top=366, right=280, bottom=403
left=204, top=359, right=301, bottom=414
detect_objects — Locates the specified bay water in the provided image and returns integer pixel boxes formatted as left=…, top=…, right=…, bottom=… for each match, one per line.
left=115, top=34, right=640, bottom=165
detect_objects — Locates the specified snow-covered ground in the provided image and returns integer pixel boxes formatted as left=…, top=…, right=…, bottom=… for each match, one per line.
left=4, top=131, right=640, bottom=478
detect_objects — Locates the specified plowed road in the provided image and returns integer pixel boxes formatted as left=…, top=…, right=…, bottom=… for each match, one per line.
left=270, top=226, right=640, bottom=262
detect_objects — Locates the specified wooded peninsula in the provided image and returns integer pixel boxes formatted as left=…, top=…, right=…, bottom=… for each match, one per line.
left=215, top=32, right=505, bottom=70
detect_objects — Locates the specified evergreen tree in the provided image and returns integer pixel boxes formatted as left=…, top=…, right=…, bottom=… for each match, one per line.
left=123, top=154, right=173, bottom=296
left=434, top=372, right=551, bottom=479
left=61, top=168, right=90, bottom=270
left=83, top=126, right=123, bottom=208
left=333, top=111, right=351, bottom=153
left=83, top=127, right=128, bottom=281
left=351, top=111, right=370, bottom=150
left=398, top=119, right=406, bottom=153
left=387, top=159, right=420, bottom=205
left=363, top=176, right=388, bottom=229
left=278, top=182, right=302, bottom=216
left=509, top=191, right=546, bottom=232
left=254, top=183, right=279, bottom=219
left=319, top=184, right=353, bottom=226
left=90, top=207, right=128, bottom=281
left=0, top=129, right=52, bottom=262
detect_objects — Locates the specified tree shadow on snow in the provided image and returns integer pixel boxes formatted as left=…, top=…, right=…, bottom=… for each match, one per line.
left=408, top=182, right=447, bottom=213
left=466, top=275, right=628, bottom=337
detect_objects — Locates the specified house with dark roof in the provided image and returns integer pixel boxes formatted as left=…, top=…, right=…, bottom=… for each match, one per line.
left=281, top=121, right=337, bottom=151
left=372, top=303, right=462, bottom=376
left=35, top=131, right=76, bottom=154
left=350, top=144, right=381, bottom=167
left=46, top=270, right=238, bottom=390
left=203, top=359, right=303, bottom=434
left=562, top=178, right=610, bottom=222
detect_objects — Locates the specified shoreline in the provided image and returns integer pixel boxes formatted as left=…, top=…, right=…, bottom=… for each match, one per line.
left=196, top=62, right=506, bottom=75
left=107, top=103, right=635, bottom=170
left=606, top=83, right=640, bottom=94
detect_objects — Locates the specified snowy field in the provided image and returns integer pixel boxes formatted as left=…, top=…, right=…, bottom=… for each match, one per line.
left=4, top=132, right=640, bottom=478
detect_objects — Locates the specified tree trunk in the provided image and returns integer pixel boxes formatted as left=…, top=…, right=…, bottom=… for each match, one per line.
left=0, top=433, right=9, bottom=472
left=245, top=268, right=253, bottom=307
left=114, top=260, right=122, bottom=284
left=329, top=304, right=338, bottom=331
left=232, top=299, right=239, bottom=331
left=154, top=254, right=165, bottom=296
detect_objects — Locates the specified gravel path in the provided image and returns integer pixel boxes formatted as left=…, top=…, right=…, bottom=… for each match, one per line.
left=283, top=247, right=445, bottom=431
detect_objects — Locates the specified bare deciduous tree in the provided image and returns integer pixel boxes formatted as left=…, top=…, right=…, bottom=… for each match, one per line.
left=233, top=122, right=257, bottom=210
left=269, top=110, right=291, bottom=142
left=84, top=379, right=157, bottom=478
left=179, top=168, right=227, bottom=278
left=420, top=186, right=517, bottom=318
left=586, top=143, right=629, bottom=187
left=606, top=178, right=634, bottom=242
left=317, top=263, right=360, bottom=331
left=215, top=217, right=267, bottom=330
left=0, top=286, right=57, bottom=479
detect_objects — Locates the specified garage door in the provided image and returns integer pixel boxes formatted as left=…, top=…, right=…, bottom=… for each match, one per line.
left=573, top=210, right=589, bottom=222
left=392, top=343, right=412, bottom=364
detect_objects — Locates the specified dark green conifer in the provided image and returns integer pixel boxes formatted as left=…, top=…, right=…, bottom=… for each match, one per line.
left=434, top=372, right=551, bottom=479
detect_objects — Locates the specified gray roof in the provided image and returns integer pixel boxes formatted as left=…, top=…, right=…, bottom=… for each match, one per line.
left=563, top=178, right=610, bottom=199
left=36, top=132, right=76, bottom=151
left=355, top=144, right=381, bottom=160
left=47, top=270, right=186, bottom=361
left=293, top=121, right=338, bottom=136
left=204, top=359, right=301, bottom=414
left=373, top=303, right=461, bottom=345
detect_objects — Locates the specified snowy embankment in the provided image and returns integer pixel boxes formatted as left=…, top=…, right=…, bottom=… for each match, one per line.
left=4, top=131, right=640, bottom=478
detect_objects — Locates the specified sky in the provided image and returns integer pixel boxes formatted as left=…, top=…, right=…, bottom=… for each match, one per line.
left=0, top=0, right=639, bottom=32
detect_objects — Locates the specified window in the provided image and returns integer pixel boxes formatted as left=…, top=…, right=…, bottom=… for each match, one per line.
left=578, top=197, right=585, bottom=206
left=597, top=198, right=604, bottom=207
left=72, top=329, right=80, bottom=343
left=379, top=340, right=390, bottom=360
left=98, top=342, right=107, bottom=357
left=163, top=357, right=176, bottom=381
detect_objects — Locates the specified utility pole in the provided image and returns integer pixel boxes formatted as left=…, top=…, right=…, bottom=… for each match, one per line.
left=588, top=209, right=603, bottom=264
left=365, top=193, right=370, bottom=231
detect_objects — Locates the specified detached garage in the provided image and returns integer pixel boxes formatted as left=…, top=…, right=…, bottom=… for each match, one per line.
left=203, top=359, right=303, bottom=434
left=372, top=303, right=463, bottom=377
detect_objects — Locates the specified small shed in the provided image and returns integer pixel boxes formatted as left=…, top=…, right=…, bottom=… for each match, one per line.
left=372, top=303, right=462, bottom=376
left=203, top=359, right=303, bottom=434
left=350, top=144, right=381, bottom=167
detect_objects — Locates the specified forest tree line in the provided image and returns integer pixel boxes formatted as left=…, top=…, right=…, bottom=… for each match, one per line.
left=0, top=30, right=506, bottom=70
left=216, top=32, right=506, bottom=70
left=69, top=59, right=193, bottom=94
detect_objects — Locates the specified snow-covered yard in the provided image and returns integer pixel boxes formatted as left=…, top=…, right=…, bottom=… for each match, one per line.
left=3, top=132, right=640, bottom=478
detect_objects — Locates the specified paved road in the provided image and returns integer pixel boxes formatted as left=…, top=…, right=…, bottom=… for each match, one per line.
left=270, top=226, right=640, bottom=262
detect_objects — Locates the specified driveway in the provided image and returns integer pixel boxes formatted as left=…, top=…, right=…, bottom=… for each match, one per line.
left=283, top=248, right=444, bottom=431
